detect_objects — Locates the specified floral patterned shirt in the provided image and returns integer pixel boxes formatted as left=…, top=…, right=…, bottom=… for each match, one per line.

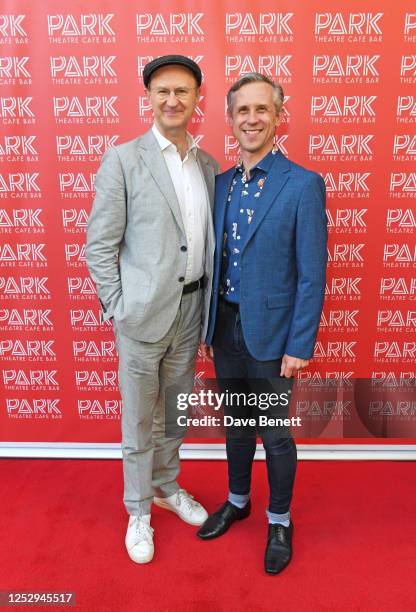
left=221, top=147, right=278, bottom=303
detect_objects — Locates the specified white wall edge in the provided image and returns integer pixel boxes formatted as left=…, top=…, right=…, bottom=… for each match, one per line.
left=0, top=442, right=415, bottom=460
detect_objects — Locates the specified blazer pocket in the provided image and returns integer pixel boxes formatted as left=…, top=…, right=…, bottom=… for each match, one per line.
left=267, top=292, right=295, bottom=309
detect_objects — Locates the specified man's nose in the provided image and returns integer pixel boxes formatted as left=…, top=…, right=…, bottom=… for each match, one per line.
left=165, top=91, right=180, bottom=106
left=246, top=110, right=259, bottom=123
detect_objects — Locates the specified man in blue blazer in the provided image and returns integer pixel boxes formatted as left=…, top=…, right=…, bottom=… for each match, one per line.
left=197, top=73, right=328, bottom=575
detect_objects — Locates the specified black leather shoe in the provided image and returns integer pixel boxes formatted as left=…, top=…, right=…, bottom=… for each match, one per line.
left=197, top=500, right=251, bottom=540
left=264, top=521, right=293, bottom=574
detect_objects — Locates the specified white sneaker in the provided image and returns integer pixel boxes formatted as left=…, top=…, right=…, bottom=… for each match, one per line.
left=154, top=489, right=208, bottom=526
left=125, top=514, right=154, bottom=564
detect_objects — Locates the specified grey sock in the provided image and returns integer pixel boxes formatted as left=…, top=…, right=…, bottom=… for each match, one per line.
left=228, top=492, right=249, bottom=509
left=266, top=509, right=290, bottom=527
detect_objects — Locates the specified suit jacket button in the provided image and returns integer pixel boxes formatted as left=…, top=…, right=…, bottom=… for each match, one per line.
left=181, top=246, right=187, bottom=252
left=179, top=276, right=185, bottom=282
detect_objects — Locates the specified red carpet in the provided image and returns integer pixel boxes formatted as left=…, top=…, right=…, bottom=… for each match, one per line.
left=0, top=459, right=415, bottom=611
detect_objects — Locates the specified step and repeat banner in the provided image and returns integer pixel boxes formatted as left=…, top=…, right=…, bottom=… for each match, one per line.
left=0, top=0, right=415, bottom=445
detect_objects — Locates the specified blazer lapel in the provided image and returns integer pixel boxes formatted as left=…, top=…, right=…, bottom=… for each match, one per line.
left=241, top=151, right=290, bottom=253
left=215, top=170, right=235, bottom=260
left=137, top=130, right=185, bottom=236
left=197, top=154, right=215, bottom=213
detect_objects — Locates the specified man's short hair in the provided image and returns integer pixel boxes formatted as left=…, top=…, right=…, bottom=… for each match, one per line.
left=227, top=73, right=284, bottom=115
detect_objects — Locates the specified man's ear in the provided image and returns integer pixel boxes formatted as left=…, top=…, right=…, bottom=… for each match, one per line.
left=195, top=87, right=201, bottom=106
left=275, top=111, right=282, bottom=129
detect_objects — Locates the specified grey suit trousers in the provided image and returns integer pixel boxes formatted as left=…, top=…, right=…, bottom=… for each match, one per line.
left=114, top=289, right=202, bottom=516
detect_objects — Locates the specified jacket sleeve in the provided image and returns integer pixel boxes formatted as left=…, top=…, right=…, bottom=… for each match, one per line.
left=284, top=173, right=328, bottom=359
left=85, top=147, right=127, bottom=321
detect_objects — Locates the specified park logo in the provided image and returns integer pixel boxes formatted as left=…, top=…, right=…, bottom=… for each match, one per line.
left=325, top=277, right=362, bottom=300
left=70, top=309, right=111, bottom=331
left=75, top=370, right=117, bottom=391
left=0, top=308, right=53, bottom=331
left=327, top=243, right=365, bottom=268
left=386, top=209, right=416, bottom=233
left=53, top=96, right=119, bottom=125
left=0, top=208, right=44, bottom=234
left=59, top=173, right=95, bottom=199
left=47, top=14, right=115, bottom=43
left=78, top=399, right=121, bottom=420
left=322, top=172, right=370, bottom=198
left=396, top=96, right=416, bottom=123
left=56, top=134, right=118, bottom=162
left=0, top=135, right=38, bottom=162
left=0, top=242, right=46, bottom=268
left=2, top=369, right=59, bottom=391
left=0, top=14, right=28, bottom=44
left=320, top=309, right=359, bottom=331
left=376, top=309, right=416, bottom=332
left=380, top=277, right=416, bottom=301
left=314, top=12, right=383, bottom=42
left=309, top=134, right=373, bottom=162
left=0, top=339, right=56, bottom=361
left=0, top=96, right=35, bottom=125
left=383, top=243, right=416, bottom=268
left=0, top=172, right=41, bottom=199
left=67, top=277, right=97, bottom=300
left=389, top=172, right=416, bottom=198
left=136, top=13, right=204, bottom=43
left=225, top=55, right=292, bottom=83
left=371, top=371, right=416, bottom=385
left=72, top=340, right=116, bottom=362
left=392, top=135, right=416, bottom=161
left=312, top=54, right=379, bottom=84
left=0, top=276, right=50, bottom=299
left=0, top=56, right=31, bottom=85
left=326, top=208, right=367, bottom=235
left=298, top=371, right=354, bottom=383
left=50, top=55, right=117, bottom=85
left=6, top=398, right=62, bottom=419
left=400, top=55, right=416, bottom=83
left=225, top=12, right=293, bottom=43
left=64, top=243, right=86, bottom=268
left=314, top=341, right=357, bottom=362
left=373, top=341, right=416, bottom=362
left=62, top=209, right=88, bottom=233
left=311, top=95, right=376, bottom=124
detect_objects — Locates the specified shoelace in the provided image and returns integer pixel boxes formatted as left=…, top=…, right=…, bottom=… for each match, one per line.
left=175, top=488, right=200, bottom=513
left=132, top=518, right=154, bottom=544
left=270, top=524, right=287, bottom=544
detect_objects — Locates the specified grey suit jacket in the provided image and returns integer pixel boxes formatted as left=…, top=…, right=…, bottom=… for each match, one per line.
left=86, top=129, right=219, bottom=342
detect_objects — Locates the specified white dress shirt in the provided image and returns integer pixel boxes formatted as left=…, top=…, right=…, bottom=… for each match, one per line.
left=152, top=123, right=209, bottom=284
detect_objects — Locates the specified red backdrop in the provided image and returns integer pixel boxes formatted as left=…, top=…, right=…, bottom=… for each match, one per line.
left=0, top=0, right=415, bottom=444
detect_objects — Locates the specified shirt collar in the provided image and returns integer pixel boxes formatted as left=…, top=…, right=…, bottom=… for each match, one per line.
left=152, top=123, right=197, bottom=157
left=236, top=147, right=278, bottom=176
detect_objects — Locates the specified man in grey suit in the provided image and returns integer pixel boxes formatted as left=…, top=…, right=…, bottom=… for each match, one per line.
left=86, top=55, right=219, bottom=564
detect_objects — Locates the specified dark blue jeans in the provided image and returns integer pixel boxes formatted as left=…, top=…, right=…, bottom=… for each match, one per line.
left=212, top=299, right=297, bottom=514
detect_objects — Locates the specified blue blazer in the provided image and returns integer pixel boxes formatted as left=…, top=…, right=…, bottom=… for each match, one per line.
left=205, top=151, right=328, bottom=361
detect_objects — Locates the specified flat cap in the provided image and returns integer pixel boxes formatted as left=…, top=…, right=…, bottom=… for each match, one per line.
left=143, top=55, right=202, bottom=88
